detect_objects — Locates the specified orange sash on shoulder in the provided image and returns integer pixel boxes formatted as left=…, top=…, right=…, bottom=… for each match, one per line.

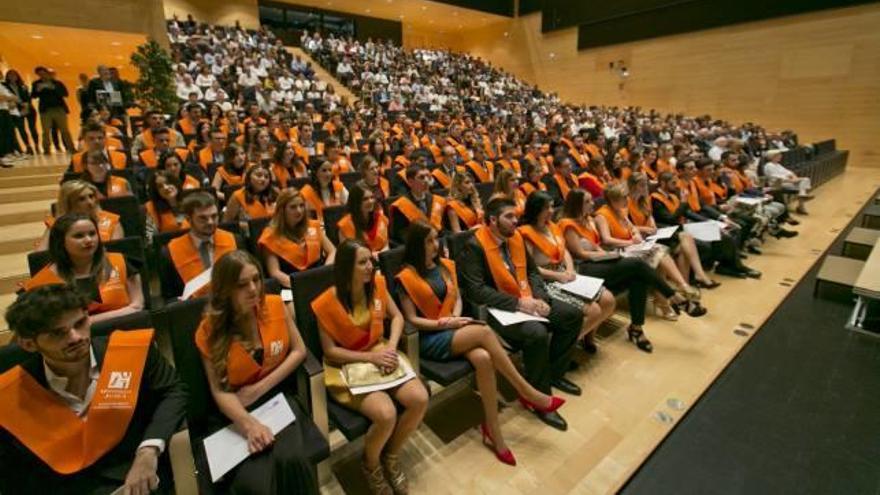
left=258, top=220, right=322, bottom=271
left=628, top=197, right=651, bottom=227
left=337, top=213, right=389, bottom=253
left=518, top=223, right=565, bottom=264
left=447, top=200, right=481, bottom=229
left=474, top=226, right=532, bottom=298
left=23, top=253, right=130, bottom=314
left=312, top=274, right=387, bottom=351
left=0, top=329, right=153, bottom=474
left=391, top=195, right=446, bottom=231
left=195, top=295, right=290, bottom=389
left=596, top=205, right=633, bottom=241
left=558, top=218, right=600, bottom=245
left=396, top=259, right=457, bottom=319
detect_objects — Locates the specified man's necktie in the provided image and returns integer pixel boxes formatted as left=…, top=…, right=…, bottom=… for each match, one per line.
left=500, top=242, right=518, bottom=279
left=198, top=241, right=213, bottom=269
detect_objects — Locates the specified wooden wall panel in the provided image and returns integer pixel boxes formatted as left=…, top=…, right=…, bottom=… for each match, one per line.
left=0, top=0, right=166, bottom=41
left=409, top=3, right=880, bottom=168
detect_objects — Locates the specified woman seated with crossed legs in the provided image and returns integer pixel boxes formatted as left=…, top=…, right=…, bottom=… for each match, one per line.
left=518, top=192, right=617, bottom=351
left=397, top=221, right=565, bottom=466
left=314, top=239, right=428, bottom=495
left=196, top=250, right=319, bottom=494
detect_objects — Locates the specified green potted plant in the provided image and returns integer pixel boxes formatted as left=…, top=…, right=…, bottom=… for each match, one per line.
left=129, top=38, right=177, bottom=114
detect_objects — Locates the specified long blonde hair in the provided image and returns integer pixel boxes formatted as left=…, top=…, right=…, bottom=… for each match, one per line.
left=450, top=173, right=480, bottom=209
left=205, top=250, right=266, bottom=389
left=269, top=188, right=308, bottom=240
left=492, top=168, right=517, bottom=197
left=57, top=180, right=100, bottom=217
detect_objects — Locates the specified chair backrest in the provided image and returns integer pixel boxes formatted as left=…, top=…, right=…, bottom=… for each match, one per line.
left=247, top=216, right=273, bottom=256
left=350, top=152, right=366, bottom=168
left=289, top=177, right=310, bottom=190
left=100, top=195, right=145, bottom=239
left=26, top=250, right=52, bottom=276
left=447, top=230, right=474, bottom=260
left=291, top=265, right=335, bottom=362
left=476, top=182, right=495, bottom=206
left=378, top=246, right=406, bottom=296
left=322, top=205, right=347, bottom=245
left=158, top=297, right=215, bottom=436
left=338, top=171, right=362, bottom=191
left=91, top=310, right=152, bottom=338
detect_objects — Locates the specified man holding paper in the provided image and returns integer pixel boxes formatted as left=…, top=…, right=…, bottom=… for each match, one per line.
left=0, top=285, right=187, bottom=494
left=460, top=197, right=583, bottom=431
left=160, top=192, right=242, bottom=300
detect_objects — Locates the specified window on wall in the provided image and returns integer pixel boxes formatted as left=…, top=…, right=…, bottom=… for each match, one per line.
left=258, top=1, right=357, bottom=45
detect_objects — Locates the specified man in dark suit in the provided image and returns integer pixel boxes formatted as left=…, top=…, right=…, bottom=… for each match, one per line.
left=159, top=192, right=243, bottom=300
left=458, top=197, right=582, bottom=431
left=31, top=66, right=75, bottom=153
left=86, top=65, right=126, bottom=120
left=0, top=284, right=187, bottom=494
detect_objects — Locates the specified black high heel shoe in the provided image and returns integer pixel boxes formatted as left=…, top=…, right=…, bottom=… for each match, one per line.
left=627, top=326, right=653, bottom=353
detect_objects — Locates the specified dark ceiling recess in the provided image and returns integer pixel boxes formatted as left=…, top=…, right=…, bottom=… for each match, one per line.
left=539, top=0, right=876, bottom=47
left=432, top=0, right=514, bottom=17
left=519, top=0, right=542, bottom=16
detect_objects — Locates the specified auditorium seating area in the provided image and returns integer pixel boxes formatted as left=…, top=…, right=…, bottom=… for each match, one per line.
left=0, top=13, right=863, bottom=495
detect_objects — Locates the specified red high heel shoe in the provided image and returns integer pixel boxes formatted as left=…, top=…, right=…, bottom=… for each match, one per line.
left=480, top=423, right=516, bottom=466
left=518, top=395, right=566, bottom=414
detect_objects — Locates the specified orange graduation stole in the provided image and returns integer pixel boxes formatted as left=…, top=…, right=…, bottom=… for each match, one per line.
left=258, top=221, right=322, bottom=271
left=312, top=274, right=387, bottom=351
left=391, top=195, right=446, bottom=231
left=518, top=222, right=565, bottom=265
left=596, top=204, right=633, bottom=241
left=396, top=259, right=457, bottom=319
left=651, top=190, right=685, bottom=223
left=337, top=213, right=389, bottom=253
left=0, top=329, right=153, bottom=474
left=464, top=160, right=494, bottom=183
left=23, top=253, right=130, bottom=314
left=447, top=199, right=482, bottom=228
left=474, top=226, right=532, bottom=298
left=553, top=172, right=577, bottom=200
left=558, top=218, right=601, bottom=245
left=628, top=197, right=652, bottom=227
left=168, top=230, right=237, bottom=286
left=195, top=295, right=290, bottom=389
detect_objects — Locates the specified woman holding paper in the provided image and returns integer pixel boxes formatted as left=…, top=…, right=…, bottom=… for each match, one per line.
left=398, top=221, right=565, bottom=466
left=518, top=192, right=616, bottom=351
left=23, top=213, right=144, bottom=323
left=595, top=184, right=707, bottom=319
left=196, top=250, right=319, bottom=494
left=626, top=173, right=720, bottom=289
left=258, top=188, right=335, bottom=289
left=560, top=188, right=685, bottom=353
left=314, top=239, right=428, bottom=495
left=446, top=173, right=484, bottom=233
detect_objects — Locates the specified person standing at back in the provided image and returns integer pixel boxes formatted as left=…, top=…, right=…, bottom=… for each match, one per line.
left=31, top=66, right=75, bottom=153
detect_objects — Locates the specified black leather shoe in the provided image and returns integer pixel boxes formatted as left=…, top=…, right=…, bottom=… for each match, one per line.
left=747, top=245, right=763, bottom=255
left=744, top=268, right=762, bottom=279
left=714, top=266, right=748, bottom=278
left=533, top=410, right=568, bottom=431
left=551, top=377, right=582, bottom=396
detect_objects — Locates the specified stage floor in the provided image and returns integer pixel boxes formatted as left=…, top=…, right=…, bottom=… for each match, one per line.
left=319, top=166, right=880, bottom=495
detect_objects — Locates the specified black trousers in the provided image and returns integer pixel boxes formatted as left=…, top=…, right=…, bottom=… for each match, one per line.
left=577, top=257, right=675, bottom=326
left=225, top=402, right=319, bottom=495
left=0, top=111, right=14, bottom=157
left=488, top=299, right=582, bottom=393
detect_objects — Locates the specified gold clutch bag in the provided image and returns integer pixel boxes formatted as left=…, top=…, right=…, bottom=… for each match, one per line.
left=343, top=359, right=407, bottom=388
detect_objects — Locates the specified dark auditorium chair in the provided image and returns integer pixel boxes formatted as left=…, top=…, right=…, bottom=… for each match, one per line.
left=100, top=195, right=145, bottom=240
left=160, top=298, right=329, bottom=493
left=291, top=266, right=370, bottom=440
left=378, top=247, right=474, bottom=386
left=91, top=310, right=153, bottom=339
left=322, top=205, right=347, bottom=245
left=475, top=182, right=495, bottom=206
left=246, top=216, right=273, bottom=256
left=27, top=236, right=153, bottom=309
left=338, top=171, right=363, bottom=191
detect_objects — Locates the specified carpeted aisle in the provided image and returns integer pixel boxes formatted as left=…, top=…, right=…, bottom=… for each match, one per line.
left=621, top=192, right=880, bottom=495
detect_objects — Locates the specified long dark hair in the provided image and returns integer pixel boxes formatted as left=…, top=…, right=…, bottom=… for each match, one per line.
left=48, top=213, right=110, bottom=284
left=346, top=182, right=376, bottom=237
left=157, top=150, right=188, bottom=185
left=562, top=188, right=590, bottom=220
left=521, top=191, right=553, bottom=227
left=205, top=250, right=266, bottom=389
left=403, top=221, right=446, bottom=278
left=243, top=164, right=278, bottom=205
left=223, top=143, right=246, bottom=174
left=148, top=170, right=182, bottom=214
left=333, top=239, right=373, bottom=312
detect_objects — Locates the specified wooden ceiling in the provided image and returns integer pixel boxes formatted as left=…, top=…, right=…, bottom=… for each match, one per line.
left=273, top=0, right=509, bottom=33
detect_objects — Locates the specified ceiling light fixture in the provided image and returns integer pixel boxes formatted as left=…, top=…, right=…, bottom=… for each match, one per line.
left=111, top=41, right=121, bottom=46
left=31, top=34, right=43, bottom=39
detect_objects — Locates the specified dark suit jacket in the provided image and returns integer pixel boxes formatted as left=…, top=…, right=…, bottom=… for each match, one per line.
left=31, top=79, right=70, bottom=113
left=651, top=195, right=709, bottom=226
left=159, top=232, right=243, bottom=299
left=85, top=78, right=125, bottom=111
left=0, top=336, right=187, bottom=494
left=458, top=234, right=550, bottom=312
left=390, top=193, right=442, bottom=245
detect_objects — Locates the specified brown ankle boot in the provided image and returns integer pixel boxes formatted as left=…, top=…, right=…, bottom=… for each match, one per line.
left=362, top=461, right=393, bottom=495
left=381, top=452, right=409, bottom=495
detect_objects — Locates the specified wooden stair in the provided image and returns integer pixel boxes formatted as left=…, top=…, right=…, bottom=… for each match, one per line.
left=0, top=157, right=65, bottom=327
